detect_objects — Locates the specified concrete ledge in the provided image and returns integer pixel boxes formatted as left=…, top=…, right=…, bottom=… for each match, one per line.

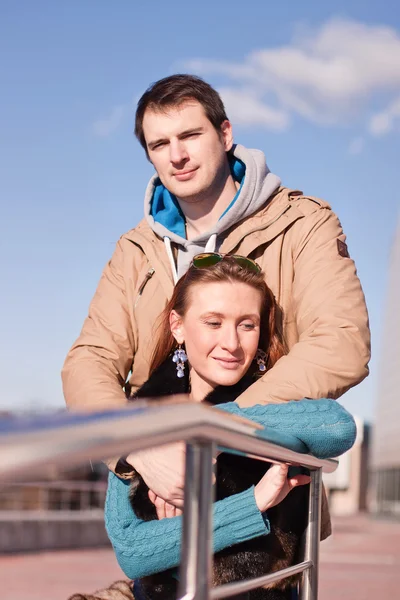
left=0, top=511, right=110, bottom=553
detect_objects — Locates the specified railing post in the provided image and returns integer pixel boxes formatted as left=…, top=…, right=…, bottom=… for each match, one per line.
left=299, top=468, right=322, bottom=600
left=178, top=441, right=215, bottom=600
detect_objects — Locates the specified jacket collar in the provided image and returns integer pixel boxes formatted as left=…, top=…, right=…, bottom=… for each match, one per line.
left=220, top=187, right=305, bottom=255
left=124, top=186, right=306, bottom=291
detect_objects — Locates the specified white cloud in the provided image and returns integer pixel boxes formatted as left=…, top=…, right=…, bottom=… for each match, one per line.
left=369, top=113, right=392, bottom=136
left=348, top=137, right=365, bottom=155
left=92, top=105, right=126, bottom=137
left=185, top=18, right=400, bottom=137
left=369, top=96, right=400, bottom=136
left=93, top=19, right=400, bottom=142
left=219, top=88, right=290, bottom=130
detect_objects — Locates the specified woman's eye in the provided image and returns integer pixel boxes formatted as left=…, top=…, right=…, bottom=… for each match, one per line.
left=206, top=321, right=221, bottom=328
left=241, top=323, right=256, bottom=330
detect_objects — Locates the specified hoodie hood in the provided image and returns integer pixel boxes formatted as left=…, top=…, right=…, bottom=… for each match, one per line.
left=144, top=144, right=281, bottom=280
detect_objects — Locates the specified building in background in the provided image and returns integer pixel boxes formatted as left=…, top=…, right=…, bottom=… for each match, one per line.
left=370, top=218, right=400, bottom=517
left=323, top=417, right=370, bottom=515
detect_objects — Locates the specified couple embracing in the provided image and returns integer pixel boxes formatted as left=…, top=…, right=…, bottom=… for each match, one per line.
left=64, top=74, right=370, bottom=600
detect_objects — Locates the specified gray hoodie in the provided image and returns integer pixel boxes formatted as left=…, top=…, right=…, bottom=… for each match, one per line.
left=144, top=144, right=281, bottom=281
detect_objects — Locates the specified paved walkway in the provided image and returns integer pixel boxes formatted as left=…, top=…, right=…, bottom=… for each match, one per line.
left=319, top=514, right=399, bottom=599
left=1, top=514, right=399, bottom=599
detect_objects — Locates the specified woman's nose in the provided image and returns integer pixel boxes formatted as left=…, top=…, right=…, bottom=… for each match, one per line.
left=220, top=327, right=241, bottom=352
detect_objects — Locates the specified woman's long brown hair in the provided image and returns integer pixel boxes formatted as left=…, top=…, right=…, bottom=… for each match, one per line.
left=150, top=257, right=286, bottom=376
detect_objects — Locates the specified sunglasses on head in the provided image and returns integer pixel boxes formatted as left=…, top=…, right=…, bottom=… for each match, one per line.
left=191, top=252, right=261, bottom=273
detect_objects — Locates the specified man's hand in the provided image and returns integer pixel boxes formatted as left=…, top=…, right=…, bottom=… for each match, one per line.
left=148, top=490, right=183, bottom=519
left=127, top=443, right=187, bottom=507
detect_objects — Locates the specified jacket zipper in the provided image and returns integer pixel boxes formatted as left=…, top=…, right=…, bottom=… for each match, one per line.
left=134, top=268, right=155, bottom=309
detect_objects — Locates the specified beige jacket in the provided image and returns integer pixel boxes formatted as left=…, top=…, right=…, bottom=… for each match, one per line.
left=62, top=186, right=371, bottom=539
left=63, top=186, right=370, bottom=408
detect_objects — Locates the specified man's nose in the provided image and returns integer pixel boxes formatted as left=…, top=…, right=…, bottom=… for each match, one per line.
left=169, top=139, right=189, bottom=165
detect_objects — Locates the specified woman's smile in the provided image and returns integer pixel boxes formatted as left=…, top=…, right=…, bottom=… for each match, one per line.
left=212, top=356, right=242, bottom=369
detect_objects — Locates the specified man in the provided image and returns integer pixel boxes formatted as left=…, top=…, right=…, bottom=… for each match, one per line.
left=62, top=75, right=370, bottom=530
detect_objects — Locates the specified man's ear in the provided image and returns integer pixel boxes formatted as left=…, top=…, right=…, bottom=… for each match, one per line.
left=170, top=310, right=185, bottom=344
left=220, top=120, right=234, bottom=152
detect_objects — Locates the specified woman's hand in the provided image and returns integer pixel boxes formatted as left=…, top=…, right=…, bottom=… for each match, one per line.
left=254, top=463, right=311, bottom=512
left=148, top=490, right=183, bottom=519
left=149, top=462, right=310, bottom=518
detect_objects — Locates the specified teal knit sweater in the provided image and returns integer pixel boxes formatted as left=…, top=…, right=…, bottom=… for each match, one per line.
left=105, top=398, right=356, bottom=580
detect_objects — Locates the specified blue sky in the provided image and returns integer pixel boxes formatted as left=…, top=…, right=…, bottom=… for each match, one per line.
left=1, top=1, right=399, bottom=421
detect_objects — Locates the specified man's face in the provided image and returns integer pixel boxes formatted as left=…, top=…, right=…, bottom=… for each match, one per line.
left=142, top=101, right=233, bottom=203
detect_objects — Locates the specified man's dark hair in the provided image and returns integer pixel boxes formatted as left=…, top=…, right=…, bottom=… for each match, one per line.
left=134, top=74, right=229, bottom=150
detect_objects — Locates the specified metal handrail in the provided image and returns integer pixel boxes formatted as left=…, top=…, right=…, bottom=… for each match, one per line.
left=0, top=399, right=338, bottom=600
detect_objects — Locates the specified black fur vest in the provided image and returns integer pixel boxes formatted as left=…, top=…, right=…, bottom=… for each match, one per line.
left=129, top=357, right=309, bottom=600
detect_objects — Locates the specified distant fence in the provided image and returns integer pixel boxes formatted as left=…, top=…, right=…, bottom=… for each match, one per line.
left=0, top=480, right=106, bottom=512
left=372, top=467, right=400, bottom=517
left=0, top=480, right=109, bottom=552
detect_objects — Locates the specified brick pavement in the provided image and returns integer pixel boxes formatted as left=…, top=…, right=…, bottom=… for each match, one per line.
left=319, top=514, right=400, bottom=599
left=1, top=514, right=399, bottom=600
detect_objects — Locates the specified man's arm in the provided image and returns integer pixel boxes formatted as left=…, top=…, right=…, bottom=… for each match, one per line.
left=62, top=238, right=135, bottom=411
left=237, top=207, right=371, bottom=408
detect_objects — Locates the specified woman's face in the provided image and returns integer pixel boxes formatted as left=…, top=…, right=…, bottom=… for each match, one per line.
left=170, top=281, right=262, bottom=397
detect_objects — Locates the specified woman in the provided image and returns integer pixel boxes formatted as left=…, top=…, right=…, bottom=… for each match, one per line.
left=102, top=255, right=356, bottom=600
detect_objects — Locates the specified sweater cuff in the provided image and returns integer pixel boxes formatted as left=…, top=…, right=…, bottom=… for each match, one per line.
left=214, top=485, right=270, bottom=544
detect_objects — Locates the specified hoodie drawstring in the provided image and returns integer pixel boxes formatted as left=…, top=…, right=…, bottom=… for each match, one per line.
left=163, top=236, right=178, bottom=284
left=205, top=233, right=217, bottom=253
left=164, top=232, right=218, bottom=285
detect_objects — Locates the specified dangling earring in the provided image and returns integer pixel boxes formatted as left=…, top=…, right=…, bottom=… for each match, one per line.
left=255, top=349, right=267, bottom=372
left=172, top=344, right=188, bottom=378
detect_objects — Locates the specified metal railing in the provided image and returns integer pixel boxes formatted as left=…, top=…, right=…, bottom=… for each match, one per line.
left=0, top=400, right=337, bottom=600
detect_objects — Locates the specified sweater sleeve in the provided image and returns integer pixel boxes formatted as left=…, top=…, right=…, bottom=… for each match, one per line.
left=215, top=398, right=356, bottom=459
left=105, top=473, right=270, bottom=580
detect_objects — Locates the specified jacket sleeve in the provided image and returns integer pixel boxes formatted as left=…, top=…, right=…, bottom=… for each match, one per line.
left=105, top=473, right=270, bottom=580
left=237, top=208, right=371, bottom=407
left=61, top=239, right=135, bottom=412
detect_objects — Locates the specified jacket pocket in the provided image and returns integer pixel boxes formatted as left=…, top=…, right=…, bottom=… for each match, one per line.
left=134, top=267, right=155, bottom=309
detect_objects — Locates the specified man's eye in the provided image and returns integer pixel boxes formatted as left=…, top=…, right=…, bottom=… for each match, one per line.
left=150, top=141, right=167, bottom=151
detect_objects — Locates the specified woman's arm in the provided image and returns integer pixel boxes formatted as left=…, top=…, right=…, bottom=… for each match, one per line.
left=215, top=398, right=357, bottom=459
left=105, top=472, right=270, bottom=580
